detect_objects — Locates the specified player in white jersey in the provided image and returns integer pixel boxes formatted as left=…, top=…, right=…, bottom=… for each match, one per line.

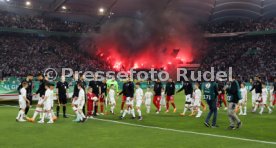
left=251, top=89, right=256, bottom=107
left=44, top=87, right=57, bottom=121
left=259, top=83, right=272, bottom=114
left=72, top=83, right=86, bottom=122
left=77, top=83, right=87, bottom=122
left=144, top=87, right=153, bottom=113
left=134, top=83, right=144, bottom=120
left=16, top=82, right=29, bottom=122
left=238, top=83, right=247, bottom=115
left=108, top=84, right=116, bottom=114
left=38, top=83, right=54, bottom=124
left=191, top=83, right=202, bottom=118
left=50, top=88, right=57, bottom=121
left=160, top=88, right=166, bottom=111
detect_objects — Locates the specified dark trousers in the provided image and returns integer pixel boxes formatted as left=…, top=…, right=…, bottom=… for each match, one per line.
left=82, top=100, right=86, bottom=115
left=93, top=100, right=99, bottom=116
left=25, top=95, right=32, bottom=115
left=205, top=99, right=218, bottom=126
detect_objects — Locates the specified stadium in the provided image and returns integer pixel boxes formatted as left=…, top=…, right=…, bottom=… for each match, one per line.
left=0, top=0, right=276, bottom=147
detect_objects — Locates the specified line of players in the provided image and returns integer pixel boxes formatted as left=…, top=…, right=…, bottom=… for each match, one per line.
left=16, top=74, right=276, bottom=124
left=15, top=74, right=203, bottom=123
left=62, top=77, right=206, bottom=122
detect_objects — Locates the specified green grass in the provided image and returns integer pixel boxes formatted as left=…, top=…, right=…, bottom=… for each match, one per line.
left=0, top=93, right=276, bottom=148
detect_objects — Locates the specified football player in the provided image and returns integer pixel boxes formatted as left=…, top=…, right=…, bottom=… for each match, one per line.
left=144, top=87, right=153, bottom=113
left=16, top=82, right=29, bottom=122
left=134, top=82, right=143, bottom=120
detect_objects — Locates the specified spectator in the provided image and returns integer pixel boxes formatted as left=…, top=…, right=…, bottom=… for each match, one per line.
left=0, top=34, right=111, bottom=77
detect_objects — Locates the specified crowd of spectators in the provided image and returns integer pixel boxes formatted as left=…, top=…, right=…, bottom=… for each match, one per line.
left=0, top=10, right=275, bottom=81
left=200, top=37, right=276, bottom=82
left=0, top=34, right=111, bottom=77
left=0, top=10, right=94, bottom=33
left=1, top=34, right=274, bottom=82
left=205, top=18, right=276, bottom=33
left=2, top=10, right=276, bottom=34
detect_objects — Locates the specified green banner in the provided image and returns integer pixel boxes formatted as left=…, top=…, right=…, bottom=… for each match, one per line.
left=0, top=77, right=273, bottom=96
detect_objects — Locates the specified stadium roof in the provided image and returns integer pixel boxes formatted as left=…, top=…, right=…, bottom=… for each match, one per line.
left=1, top=0, right=276, bottom=22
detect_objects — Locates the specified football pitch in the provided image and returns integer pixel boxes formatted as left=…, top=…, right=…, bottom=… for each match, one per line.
left=0, top=93, right=276, bottom=148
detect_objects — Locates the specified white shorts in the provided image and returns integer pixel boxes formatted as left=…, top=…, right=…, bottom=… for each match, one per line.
left=43, top=102, right=52, bottom=111
left=252, top=93, right=256, bottom=102
left=38, top=97, right=44, bottom=105
left=255, top=93, right=261, bottom=102
left=72, top=99, right=79, bottom=105
left=261, top=97, right=267, bottom=105
left=19, top=100, right=26, bottom=109
left=239, top=98, right=246, bottom=104
left=193, top=99, right=201, bottom=107
left=48, top=99, right=54, bottom=108
left=110, top=97, right=116, bottom=105
left=78, top=100, right=85, bottom=110
left=145, top=99, right=151, bottom=106
left=186, top=94, right=192, bottom=103
left=191, top=98, right=195, bottom=105
left=136, top=99, right=142, bottom=107
left=160, top=97, right=166, bottom=105
left=270, top=95, right=274, bottom=101
left=126, top=97, right=134, bottom=106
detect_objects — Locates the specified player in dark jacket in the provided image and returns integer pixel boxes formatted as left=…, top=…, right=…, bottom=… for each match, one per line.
left=202, top=81, right=219, bottom=128
left=35, top=74, right=47, bottom=98
left=250, top=76, right=262, bottom=110
left=119, top=81, right=128, bottom=113
left=26, top=74, right=47, bottom=122
left=250, top=76, right=262, bottom=97
left=125, top=79, right=134, bottom=98
left=72, top=74, right=87, bottom=114
left=120, top=77, right=135, bottom=119
left=225, top=75, right=242, bottom=130
left=177, top=80, right=193, bottom=116
left=165, top=78, right=176, bottom=112
left=99, top=79, right=107, bottom=114
left=153, top=79, right=162, bottom=113
left=89, top=77, right=101, bottom=116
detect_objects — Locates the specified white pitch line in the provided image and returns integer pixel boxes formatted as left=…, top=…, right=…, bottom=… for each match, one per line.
left=1, top=104, right=276, bottom=145
left=92, top=118, right=276, bottom=145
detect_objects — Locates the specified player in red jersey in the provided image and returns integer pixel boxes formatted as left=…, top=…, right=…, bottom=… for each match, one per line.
left=87, top=87, right=96, bottom=118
